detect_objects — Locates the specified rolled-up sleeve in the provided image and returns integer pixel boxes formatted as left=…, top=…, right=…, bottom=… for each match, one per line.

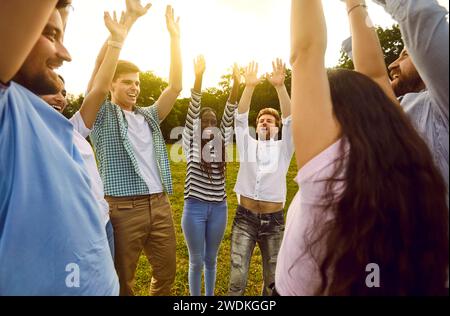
left=235, top=111, right=250, bottom=158
left=281, top=115, right=295, bottom=159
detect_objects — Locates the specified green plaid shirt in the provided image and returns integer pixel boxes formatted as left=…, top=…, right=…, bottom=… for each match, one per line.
left=90, top=101, right=173, bottom=196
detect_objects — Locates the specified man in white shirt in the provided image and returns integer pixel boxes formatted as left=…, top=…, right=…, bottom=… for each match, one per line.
left=228, top=60, right=295, bottom=296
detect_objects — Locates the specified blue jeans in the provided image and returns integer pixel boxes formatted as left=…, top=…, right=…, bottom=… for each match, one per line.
left=228, top=206, right=285, bottom=296
left=182, top=198, right=228, bottom=296
left=105, top=220, right=115, bottom=259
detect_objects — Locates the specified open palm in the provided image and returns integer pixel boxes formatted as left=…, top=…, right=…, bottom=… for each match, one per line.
left=166, top=5, right=180, bottom=38
left=126, top=0, right=152, bottom=18
left=194, top=55, right=206, bottom=77
left=244, top=62, right=261, bottom=87
left=104, top=11, right=128, bottom=42
left=268, top=58, right=286, bottom=87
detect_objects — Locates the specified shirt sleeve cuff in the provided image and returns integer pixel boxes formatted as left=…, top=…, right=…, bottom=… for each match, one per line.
left=226, top=100, right=238, bottom=108
left=281, top=115, right=292, bottom=125
left=235, top=110, right=249, bottom=121
left=191, top=89, right=202, bottom=103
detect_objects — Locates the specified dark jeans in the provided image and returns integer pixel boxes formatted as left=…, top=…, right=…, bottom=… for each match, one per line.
left=228, top=205, right=285, bottom=296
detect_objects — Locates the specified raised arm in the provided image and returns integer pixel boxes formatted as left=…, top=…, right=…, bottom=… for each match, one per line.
left=79, top=11, right=129, bottom=129
left=186, top=55, right=204, bottom=127
left=0, top=0, right=58, bottom=83
left=268, top=58, right=291, bottom=118
left=373, top=0, right=449, bottom=117
left=291, top=0, right=340, bottom=169
left=228, top=63, right=241, bottom=105
left=156, top=5, right=183, bottom=122
left=193, top=55, right=205, bottom=94
left=237, top=62, right=261, bottom=115
left=86, top=0, right=152, bottom=94
left=220, top=64, right=240, bottom=145
left=182, top=56, right=204, bottom=154
left=344, top=0, right=397, bottom=104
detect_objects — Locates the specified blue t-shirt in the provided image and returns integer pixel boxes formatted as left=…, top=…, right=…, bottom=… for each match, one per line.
left=0, top=82, right=119, bottom=295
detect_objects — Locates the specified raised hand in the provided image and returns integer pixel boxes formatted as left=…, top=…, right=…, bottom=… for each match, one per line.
left=232, top=63, right=241, bottom=84
left=228, top=63, right=241, bottom=104
left=123, top=0, right=151, bottom=30
left=244, top=61, right=261, bottom=88
left=268, top=58, right=286, bottom=87
left=104, top=11, right=128, bottom=43
left=126, top=0, right=152, bottom=19
left=166, top=5, right=181, bottom=39
left=194, top=55, right=206, bottom=78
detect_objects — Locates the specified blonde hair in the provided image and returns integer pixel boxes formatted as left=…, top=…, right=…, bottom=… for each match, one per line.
left=113, top=60, right=141, bottom=81
left=256, top=108, right=281, bottom=128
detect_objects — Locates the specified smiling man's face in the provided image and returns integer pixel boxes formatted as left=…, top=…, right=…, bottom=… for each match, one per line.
left=388, top=48, right=425, bottom=97
left=111, top=72, right=141, bottom=110
left=257, top=114, right=279, bottom=141
left=13, top=9, right=71, bottom=95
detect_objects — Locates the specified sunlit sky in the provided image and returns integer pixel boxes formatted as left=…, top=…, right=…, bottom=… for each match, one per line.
left=60, top=0, right=449, bottom=98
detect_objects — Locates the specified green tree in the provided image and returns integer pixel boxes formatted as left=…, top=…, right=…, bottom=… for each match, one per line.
left=336, top=24, right=404, bottom=70
left=138, top=71, right=168, bottom=106
left=63, top=93, right=83, bottom=119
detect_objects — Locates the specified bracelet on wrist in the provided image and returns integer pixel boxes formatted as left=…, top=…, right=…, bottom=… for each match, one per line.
left=107, top=40, right=124, bottom=49
left=348, top=3, right=367, bottom=15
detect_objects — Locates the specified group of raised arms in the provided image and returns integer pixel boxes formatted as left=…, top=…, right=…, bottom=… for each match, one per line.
left=0, top=0, right=448, bottom=296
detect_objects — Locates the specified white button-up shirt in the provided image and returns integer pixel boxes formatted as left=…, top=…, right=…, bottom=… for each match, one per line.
left=234, top=111, right=295, bottom=203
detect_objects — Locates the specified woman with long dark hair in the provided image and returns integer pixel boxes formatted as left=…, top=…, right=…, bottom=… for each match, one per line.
left=274, top=0, right=449, bottom=296
left=181, top=56, right=240, bottom=296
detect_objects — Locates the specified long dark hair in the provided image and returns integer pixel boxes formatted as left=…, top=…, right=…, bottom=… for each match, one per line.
left=309, top=69, right=448, bottom=296
left=198, top=107, right=226, bottom=180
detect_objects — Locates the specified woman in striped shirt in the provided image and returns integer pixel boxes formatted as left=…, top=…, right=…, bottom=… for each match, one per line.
left=181, top=56, right=240, bottom=296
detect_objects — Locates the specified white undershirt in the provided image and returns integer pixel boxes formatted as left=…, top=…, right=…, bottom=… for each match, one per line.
left=70, top=111, right=109, bottom=225
left=123, top=110, right=163, bottom=194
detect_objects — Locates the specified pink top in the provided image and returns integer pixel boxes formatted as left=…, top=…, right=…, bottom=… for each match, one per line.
left=275, top=139, right=348, bottom=296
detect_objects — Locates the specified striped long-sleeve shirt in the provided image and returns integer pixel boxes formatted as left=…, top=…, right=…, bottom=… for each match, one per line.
left=182, top=89, right=237, bottom=202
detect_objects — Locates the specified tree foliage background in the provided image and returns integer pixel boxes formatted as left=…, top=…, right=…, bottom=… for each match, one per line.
left=64, top=24, right=402, bottom=142
left=336, top=24, right=404, bottom=70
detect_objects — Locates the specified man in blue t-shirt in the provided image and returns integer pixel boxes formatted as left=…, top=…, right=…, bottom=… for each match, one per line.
left=0, top=0, right=119, bottom=295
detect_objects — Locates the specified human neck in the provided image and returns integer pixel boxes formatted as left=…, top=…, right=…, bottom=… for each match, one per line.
left=112, top=98, right=134, bottom=112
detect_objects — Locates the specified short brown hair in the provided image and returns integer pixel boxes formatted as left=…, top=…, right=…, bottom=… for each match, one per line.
left=256, top=108, right=281, bottom=128
left=113, top=60, right=141, bottom=81
left=56, top=0, right=71, bottom=9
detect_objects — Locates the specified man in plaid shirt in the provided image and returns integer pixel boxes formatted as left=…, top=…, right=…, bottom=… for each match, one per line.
left=87, top=3, right=182, bottom=296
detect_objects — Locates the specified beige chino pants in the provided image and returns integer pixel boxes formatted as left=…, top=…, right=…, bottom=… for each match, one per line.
left=106, top=193, right=176, bottom=296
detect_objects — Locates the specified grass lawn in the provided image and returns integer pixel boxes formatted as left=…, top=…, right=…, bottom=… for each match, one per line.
left=133, top=144, right=298, bottom=296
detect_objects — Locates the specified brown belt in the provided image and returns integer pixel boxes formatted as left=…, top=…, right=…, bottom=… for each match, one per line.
left=240, top=195, right=283, bottom=214
left=105, top=193, right=165, bottom=202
